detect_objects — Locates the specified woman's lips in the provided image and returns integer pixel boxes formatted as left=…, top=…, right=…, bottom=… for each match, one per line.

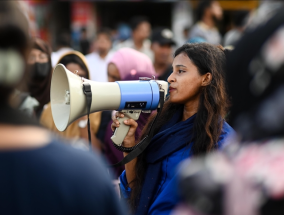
left=169, top=87, right=176, bottom=93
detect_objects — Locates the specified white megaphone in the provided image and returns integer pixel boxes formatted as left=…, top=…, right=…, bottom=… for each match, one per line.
left=51, top=64, right=168, bottom=146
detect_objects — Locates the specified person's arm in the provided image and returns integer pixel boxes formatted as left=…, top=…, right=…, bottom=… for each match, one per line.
left=111, top=112, right=138, bottom=188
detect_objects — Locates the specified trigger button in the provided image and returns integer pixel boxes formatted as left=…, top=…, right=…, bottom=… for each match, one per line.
left=129, top=111, right=133, bottom=114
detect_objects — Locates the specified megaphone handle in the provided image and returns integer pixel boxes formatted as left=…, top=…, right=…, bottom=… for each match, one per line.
left=111, top=116, right=131, bottom=146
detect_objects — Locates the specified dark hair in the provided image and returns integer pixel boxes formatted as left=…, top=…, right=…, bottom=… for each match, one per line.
left=197, top=0, right=214, bottom=21
left=58, top=54, right=89, bottom=79
left=56, top=31, right=71, bottom=48
left=130, top=16, right=149, bottom=31
left=0, top=2, right=30, bottom=103
left=129, top=43, right=228, bottom=211
left=96, top=28, right=112, bottom=41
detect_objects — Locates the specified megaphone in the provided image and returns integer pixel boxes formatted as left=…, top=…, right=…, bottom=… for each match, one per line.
left=51, top=64, right=168, bottom=146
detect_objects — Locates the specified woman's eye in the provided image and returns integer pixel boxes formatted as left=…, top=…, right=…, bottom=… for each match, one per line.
left=178, top=70, right=185, bottom=74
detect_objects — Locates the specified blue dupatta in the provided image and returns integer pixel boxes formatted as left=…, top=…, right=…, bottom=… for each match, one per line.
left=136, top=108, right=196, bottom=215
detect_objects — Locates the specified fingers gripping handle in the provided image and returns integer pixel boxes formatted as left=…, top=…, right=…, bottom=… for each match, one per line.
left=111, top=116, right=131, bottom=146
left=111, top=110, right=141, bottom=146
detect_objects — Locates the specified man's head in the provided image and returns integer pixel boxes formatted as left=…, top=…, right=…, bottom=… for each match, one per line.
left=94, top=28, right=112, bottom=56
left=151, top=28, right=175, bottom=65
left=130, top=16, right=151, bottom=43
left=197, top=0, right=223, bottom=23
left=56, top=31, right=71, bottom=50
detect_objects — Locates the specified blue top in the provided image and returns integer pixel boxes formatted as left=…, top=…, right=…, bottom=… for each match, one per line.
left=120, top=119, right=234, bottom=215
left=0, top=138, right=126, bottom=215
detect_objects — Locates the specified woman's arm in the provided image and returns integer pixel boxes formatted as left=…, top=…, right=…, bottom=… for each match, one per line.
left=111, top=112, right=138, bottom=187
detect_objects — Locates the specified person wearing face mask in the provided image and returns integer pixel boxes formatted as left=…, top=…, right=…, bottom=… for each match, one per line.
left=27, top=38, right=53, bottom=118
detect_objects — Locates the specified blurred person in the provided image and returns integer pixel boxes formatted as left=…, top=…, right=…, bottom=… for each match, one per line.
left=151, top=28, right=176, bottom=81
left=189, top=0, right=223, bottom=45
left=107, top=47, right=156, bottom=82
left=0, top=2, right=126, bottom=215
left=112, top=43, right=234, bottom=215
left=114, top=16, right=153, bottom=60
left=40, top=51, right=103, bottom=152
left=112, top=23, right=132, bottom=48
left=80, top=27, right=90, bottom=55
left=85, top=28, right=113, bottom=82
left=175, top=7, right=284, bottom=215
left=104, top=48, right=156, bottom=178
left=26, top=38, right=52, bottom=118
left=224, top=10, right=250, bottom=47
left=51, top=31, right=73, bottom=68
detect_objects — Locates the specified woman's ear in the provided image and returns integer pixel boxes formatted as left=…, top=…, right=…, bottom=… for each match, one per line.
left=201, top=73, right=212, bottom=86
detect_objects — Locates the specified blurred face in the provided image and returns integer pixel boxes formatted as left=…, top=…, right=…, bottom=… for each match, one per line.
left=66, top=63, right=88, bottom=79
left=28, top=48, right=49, bottom=64
left=133, top=22, right=151, bottom=42
left=107, top=63, right=121, bottom=82
left=95, top=33, right=112, bottom=55
left=168, top=53, right=206, bottom=104
left=152, top=43, right=172, bottom=65
left=210, top=1, right=223, bottom=21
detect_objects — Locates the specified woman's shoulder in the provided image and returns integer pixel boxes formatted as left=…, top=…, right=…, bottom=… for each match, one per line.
left=217, top=121, right=235, bottom=149
left=222, top=121, right=235, bottom=135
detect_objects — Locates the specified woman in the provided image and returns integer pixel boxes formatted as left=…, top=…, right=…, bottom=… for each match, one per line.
left=107, top=47, right=156, bottom=82
left=104, top=48, right=157, bottom=177
left=27, top=38, right=53, bottom=118
left=40, top=51, right=102, bottom=152
left=112, top=43, right=234, bottom=214
left=0, top=2, right=125, bottom=215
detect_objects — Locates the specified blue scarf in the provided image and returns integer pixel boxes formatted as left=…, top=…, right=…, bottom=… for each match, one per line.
left=136, top=108, right=196, bottom=215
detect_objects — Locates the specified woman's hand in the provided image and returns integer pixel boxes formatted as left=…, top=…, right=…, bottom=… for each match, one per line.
left=111, top=111, right=138, bottom=148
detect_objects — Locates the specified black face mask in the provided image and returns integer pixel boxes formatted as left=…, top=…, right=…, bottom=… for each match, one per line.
left=29, top=62, right=50, bottom=79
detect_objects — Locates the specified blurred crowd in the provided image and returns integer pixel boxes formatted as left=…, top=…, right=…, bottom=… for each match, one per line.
left=2, top=0, right=284, bottom=215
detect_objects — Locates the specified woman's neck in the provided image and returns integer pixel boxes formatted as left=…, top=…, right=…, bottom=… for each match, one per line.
left=182, top=99, right=199, bottom=121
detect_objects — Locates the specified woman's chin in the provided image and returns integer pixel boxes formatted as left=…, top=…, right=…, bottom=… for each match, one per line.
left=169, top=97, right=182, bottom=104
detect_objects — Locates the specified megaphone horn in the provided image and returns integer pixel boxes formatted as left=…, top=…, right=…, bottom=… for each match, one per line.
left=51, top=64, right=121, bottom=132
left=51, top=64, right=168, bottom=146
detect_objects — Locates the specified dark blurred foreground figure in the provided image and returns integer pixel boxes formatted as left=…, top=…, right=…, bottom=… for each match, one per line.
left=0, top=2, right=125, bottom=215
left=175, top=6, right=284, bottom=215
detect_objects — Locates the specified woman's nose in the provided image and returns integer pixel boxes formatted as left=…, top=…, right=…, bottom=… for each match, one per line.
left=167, top=72, right=175, bottom=83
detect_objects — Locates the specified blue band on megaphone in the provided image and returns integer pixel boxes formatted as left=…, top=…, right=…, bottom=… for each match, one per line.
left=149, top=80, right=160, bottom=109
left=116, top=80, right=160, bottom=111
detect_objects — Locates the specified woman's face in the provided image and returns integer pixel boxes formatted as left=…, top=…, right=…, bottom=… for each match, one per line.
left=168, top=53, right=208, bottom=104
left=28, top=48, right=49, bottom=64
left=66, top=63, right=88, bottom=79
left=107, top=63, right=121, bottom=82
